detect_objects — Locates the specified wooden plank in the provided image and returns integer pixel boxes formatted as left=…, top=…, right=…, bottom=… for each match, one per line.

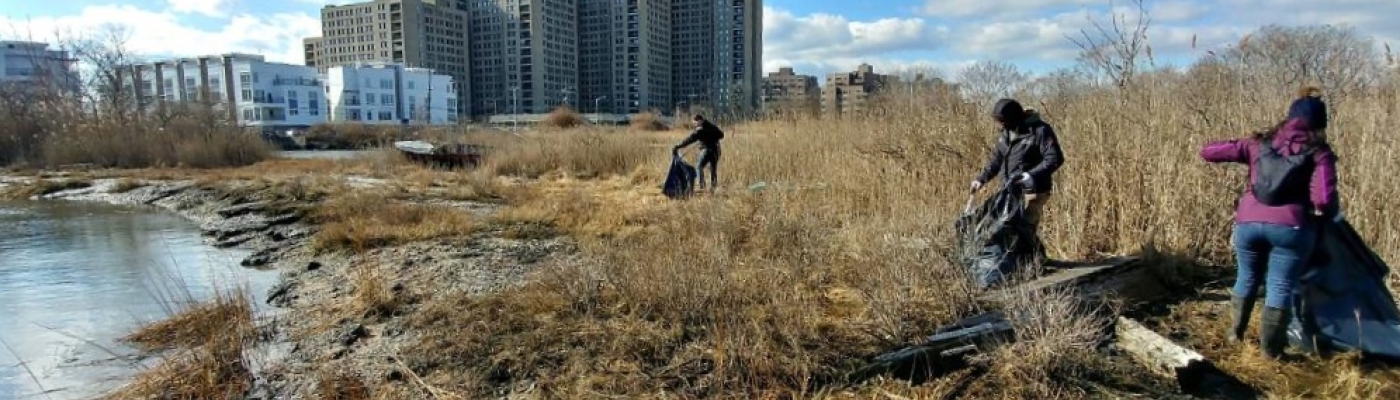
left=1115, top=316, right=1207, bottom=377
left=977, top=256, right=1143, bottom=304
left=1115, top=317, right=1262, bottom=398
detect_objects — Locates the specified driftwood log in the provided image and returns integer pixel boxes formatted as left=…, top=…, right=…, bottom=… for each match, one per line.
left=848, top=256, right=1261, bottom=398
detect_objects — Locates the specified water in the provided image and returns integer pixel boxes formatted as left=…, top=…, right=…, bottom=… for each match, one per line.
left=0, top=201, right=281, bottom=399
left=276, top=150, right=374, bottom=160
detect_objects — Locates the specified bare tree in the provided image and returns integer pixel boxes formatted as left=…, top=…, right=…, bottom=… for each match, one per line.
left=1215, top=24, right=1382, bottom=105
left=1016, top=67, right=1096, bottom=108
left=956, top=60, right=1027, bottom=105
left=62, top=24, right=144, bottom=119
left=1066, top=0, right=1152, bottom=89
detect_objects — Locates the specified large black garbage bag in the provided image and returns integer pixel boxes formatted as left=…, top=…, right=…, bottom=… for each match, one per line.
left=954, top=183, right=1045, bottom=290
left=662, top=154, right=697, bottom=199
left=1287, top=215, right=1400, bottom=360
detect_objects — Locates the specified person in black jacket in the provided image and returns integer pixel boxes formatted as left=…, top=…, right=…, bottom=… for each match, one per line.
left=971, top=98, right=1065, bottom=262
left=674, top=114, right=724, bottom=193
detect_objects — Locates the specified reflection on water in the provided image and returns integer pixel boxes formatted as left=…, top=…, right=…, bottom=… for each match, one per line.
left=277, top=150, right=374, bottom=160
left=0, top=201, right=280, bottom=399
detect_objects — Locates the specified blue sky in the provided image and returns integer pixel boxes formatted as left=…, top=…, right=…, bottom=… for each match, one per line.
left=2, top=0, right=1397, bottom=80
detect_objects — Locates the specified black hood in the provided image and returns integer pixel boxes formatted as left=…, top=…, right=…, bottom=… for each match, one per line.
left=991, top=99, right=1026, bottom=127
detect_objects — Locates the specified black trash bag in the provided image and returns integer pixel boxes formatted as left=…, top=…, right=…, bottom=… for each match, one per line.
left=662, top=154, right=698, bottom=199
left=954, top=183, right=1045, bottom=290
left=1287, top=215, right=1400, bottom=361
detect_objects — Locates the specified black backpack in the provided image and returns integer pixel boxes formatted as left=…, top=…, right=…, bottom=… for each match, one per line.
left=1252, top=139, right=1319, bottom=206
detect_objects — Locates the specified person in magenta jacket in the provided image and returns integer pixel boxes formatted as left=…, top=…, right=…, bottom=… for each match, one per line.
left=1199, top=89, right=1339, bottom=360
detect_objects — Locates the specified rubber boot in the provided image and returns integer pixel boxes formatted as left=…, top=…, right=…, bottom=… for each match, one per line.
left=1227, top=296, right=1256, bottom=344
left=1259, top=306, right=1290, bottom=360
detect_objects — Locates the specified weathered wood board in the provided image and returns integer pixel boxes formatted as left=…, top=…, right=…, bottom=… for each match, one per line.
left=976, top=256, right=1144, bottom=304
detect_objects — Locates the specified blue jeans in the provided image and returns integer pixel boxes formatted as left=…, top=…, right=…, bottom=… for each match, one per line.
left=1232, top=222, right=1318, bottom=309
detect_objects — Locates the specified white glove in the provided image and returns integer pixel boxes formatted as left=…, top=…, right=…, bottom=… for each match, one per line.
left=1013, top=172, right=1031, bottom=183
left=970, top=180, right=983, bottom=192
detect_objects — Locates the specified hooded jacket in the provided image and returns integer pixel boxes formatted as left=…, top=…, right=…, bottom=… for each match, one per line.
left=1200, top=117, right=1339, bottom=228
left=975, top=100, right=1065, bottom=194
left=675, top=120, right=724, bottom=152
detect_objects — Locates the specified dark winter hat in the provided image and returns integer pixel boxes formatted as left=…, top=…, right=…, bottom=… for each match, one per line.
left=991, top=98, right=1025, bottom=124
left=1287, top=88, right=1328, bottom=130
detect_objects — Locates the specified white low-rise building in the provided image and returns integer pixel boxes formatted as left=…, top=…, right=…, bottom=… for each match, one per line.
left=324, top=63, right=457, bottom=125
left=120, top=53, right=327, bottom=130
left=1, top=40, right=80, bottom=94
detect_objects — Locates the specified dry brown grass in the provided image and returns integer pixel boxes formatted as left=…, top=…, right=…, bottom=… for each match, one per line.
left=304, top=123, right=406, bottom=150
left=383, top=61, right=1400, bottom=397
left=310, top=190, right=479, bottom=253
left=0, top=177, right=92, bottom=199
left=1150, top=291, right=1400, bottom=399
left=102, top=287, right=259, bottom=400
left=629, top=110, right=671, bottom=131
left=540, top=106, right=586, bottom=129
left=25, top=25, right=1395, bottom=399
left=0, top=97, right=275, bottom=169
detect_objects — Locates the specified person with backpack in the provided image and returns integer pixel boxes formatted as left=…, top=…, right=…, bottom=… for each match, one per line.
left=673, top=114, right=725, bottom=193
left=1199, top=88, right=1339, bottom=360
left=971, top=98, right=1066, bottom=265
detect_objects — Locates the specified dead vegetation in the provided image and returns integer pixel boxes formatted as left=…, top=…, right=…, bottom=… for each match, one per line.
left=309, top=190, right=479, bottom=253
left=0, top=177, right=92, bottom=199
left=101, top=287, right=260, bottom=400
left=16, top=17, right=1400, bottom=400
left=540, top=106, right=586, bottom=129
left=629, top=110, right=671, bottom=131
left=380, top=22, right=1400, bottom=399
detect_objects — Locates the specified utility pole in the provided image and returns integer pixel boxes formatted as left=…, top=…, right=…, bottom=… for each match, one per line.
left=425, top=70, right=432, bottom=124
left=511, top=86, right=518, bottom=131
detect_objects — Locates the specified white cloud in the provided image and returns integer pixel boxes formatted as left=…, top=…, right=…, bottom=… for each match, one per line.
left=166, top=0, right=233, bottom=17
left=0, top=4, right=320, bottom=65
left=763, top=7, right=946, bottom=61
left=921, top=0, right=1101, bottom=18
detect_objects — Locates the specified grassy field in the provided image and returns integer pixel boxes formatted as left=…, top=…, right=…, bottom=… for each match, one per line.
left=89, top=64, right=1400, bottom=398
left=11, top=23, right=1400, bottom=400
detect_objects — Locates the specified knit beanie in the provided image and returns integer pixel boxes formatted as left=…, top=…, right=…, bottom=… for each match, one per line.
left=1287, top=88, right=1328, bottom=130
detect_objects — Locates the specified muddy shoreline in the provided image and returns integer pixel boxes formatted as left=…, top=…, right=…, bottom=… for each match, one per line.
left=5, top=175, right=576, bottom=399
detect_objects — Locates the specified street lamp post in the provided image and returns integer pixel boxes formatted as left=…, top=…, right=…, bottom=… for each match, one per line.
left=594, top=96, right=606, bottom=115
left=511, top=86, right=519, bottom=131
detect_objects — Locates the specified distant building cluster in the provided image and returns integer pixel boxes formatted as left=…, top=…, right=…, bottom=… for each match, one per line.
left=301, top=0, right=763, bottom=119
left=8, top=15, right=957, bottom=130
left=762, top=62, right=955, bottom=118
left=109, top=53, right=457, bottom=131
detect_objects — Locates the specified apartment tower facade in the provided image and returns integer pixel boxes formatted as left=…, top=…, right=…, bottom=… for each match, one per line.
left=305, top=0, right=760, bottom=119
left=821, top=63, right=896, bottom=117
left=303, top=0, right=470, bottom=116
left=671, top=0, right=761, bottom=118
left=578, top=0, right=672, bottom=114
left=464, top=0, right=580, bottom=115
left=761, top=66, right=819, bottom=116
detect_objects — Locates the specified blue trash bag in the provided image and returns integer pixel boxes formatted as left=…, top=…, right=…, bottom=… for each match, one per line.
left=1287, top=214, right=1400, bottom=361
left=662, top=154, right=697, bottom=199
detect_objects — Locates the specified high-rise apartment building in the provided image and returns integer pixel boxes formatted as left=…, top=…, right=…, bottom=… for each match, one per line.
left=305, top=0, right=760, bottom=119
left=821, top=63, right=897, bottom=117
left=761, top=67, right=819, bottom=117
left=671, top=0, right=762, bottom=118
left=578, top=0, right=671, bottom=114
left=303, top=0, right=470, bottom=117
left=465, top=0, right=580, bottom=115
